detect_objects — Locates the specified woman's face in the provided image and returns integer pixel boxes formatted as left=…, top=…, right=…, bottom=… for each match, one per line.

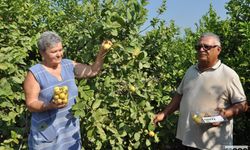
left=41, top=42, right=63, bottom=66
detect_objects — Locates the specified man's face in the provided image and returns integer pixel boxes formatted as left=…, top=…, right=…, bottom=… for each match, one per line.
left=41, top=42, right=63, bottom=65
left=196, top=36, right=221, bottom=65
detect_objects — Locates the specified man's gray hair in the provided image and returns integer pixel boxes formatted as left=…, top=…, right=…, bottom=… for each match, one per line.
left=38, top=31, right=62, bottom=52
left=200, top=32, right=221, bottom=47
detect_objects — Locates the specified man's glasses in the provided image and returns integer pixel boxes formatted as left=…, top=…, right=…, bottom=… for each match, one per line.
left=195, top=44, right=218, bottom=51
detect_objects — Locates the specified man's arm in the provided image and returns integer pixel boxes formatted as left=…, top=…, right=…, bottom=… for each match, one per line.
left=153, top=93, right=182, bottom=125
left=220, top=101, right=248, bottom=119
left=247, top=101, right=250, bottom=112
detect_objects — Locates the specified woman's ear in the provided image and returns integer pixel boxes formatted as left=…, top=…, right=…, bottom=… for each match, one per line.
left=39, top=50, right=45, bottom=60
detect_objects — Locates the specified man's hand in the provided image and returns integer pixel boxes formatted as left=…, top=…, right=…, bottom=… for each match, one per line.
left=153, top=94, right=182, bottom=126
left=211, top=108, right=226, bottom=127
left=153, top=112, right=166, bottom=126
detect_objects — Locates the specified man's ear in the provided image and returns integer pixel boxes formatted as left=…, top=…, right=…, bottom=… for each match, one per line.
left=217, top=46, right=222, bottom=54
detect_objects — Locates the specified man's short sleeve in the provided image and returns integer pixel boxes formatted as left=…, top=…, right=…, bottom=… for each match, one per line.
left=228, top=76, right=246, bottom=104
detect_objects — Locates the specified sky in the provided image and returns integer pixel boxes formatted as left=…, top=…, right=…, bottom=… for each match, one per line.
left=142, top=0, right=229, bottom=34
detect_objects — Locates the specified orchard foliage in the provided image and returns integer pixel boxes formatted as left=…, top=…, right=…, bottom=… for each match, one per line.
left=0, top=0, right=249, bottom=149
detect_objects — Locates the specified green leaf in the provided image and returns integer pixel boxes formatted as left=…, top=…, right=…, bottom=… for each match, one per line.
left=87, top=127, right=95, bottom=138
left=133, top=141, right=140, bottom=149
left=110, top=22, right=121, bottom=28
left=148, top=122, right=155, bottom=131
left=110, top=102, right=119, bottom=107
left=96, top=108, right=109, bottom=115
left=96, top=140, right=102, bottom=150
left=0, top=101, right=13, bottom=108
left=138, top=115, right=146, bottom=127
left=106, top=126, right=118, bottom=134
left=12, top=76, right=23, bottom=84
left=144, top=101, right=153, bottom=111
left=96, top=125, right=107, bottom=141
left=104, top=76, right=111, bottom=87
left=92, top=100, right=101, bottom=110
left=146, top=139, right=151, bottom=146
left=111, top=29, right=118, bottom=36
left=0, top=63, right=8, bottom=70
left=74, top=109, right=85, bottom=118
left=134, top=132, right=140, bottom=141
left=9, top=112, right=17, bottom=121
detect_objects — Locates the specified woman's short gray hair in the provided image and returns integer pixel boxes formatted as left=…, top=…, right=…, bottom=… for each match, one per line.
left=200, top=32, right=221, bottom=47
left=38, top=31, right=62, bottom=52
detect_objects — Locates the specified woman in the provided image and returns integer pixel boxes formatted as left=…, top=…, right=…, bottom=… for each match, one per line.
left=23, top=31, right=112, bottom=149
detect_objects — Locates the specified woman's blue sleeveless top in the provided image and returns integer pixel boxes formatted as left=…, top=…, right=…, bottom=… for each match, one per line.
left=28, top=59, right=81, bottom=150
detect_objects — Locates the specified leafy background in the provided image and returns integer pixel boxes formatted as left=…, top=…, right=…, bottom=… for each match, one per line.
left=0, top=0, right=249, bottom=149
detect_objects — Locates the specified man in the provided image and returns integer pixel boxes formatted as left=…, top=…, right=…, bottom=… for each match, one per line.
left=154, top=33, right=247, bottom=150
